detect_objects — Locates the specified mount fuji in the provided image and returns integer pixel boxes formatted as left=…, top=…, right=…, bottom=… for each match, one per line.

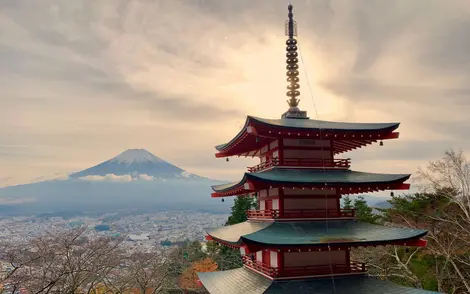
left=70, top=149, right=204, bottom=180
left=0, top=149, right=228, bottom=216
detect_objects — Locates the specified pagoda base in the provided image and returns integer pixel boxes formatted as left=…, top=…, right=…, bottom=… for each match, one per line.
left=198, top=267, right=442, bottom=294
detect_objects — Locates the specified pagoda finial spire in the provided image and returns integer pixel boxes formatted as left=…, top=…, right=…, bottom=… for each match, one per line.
left=282, top=4, right=308, bottom=119
left=286, top=4, right=299, bottom=109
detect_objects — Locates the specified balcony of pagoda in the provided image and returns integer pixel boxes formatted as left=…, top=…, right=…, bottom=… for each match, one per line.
left=242, top=255, right=367, bottom=279
left=246, top=208, right=355, bottom=220
left=248, top=157, right=351, bottom=172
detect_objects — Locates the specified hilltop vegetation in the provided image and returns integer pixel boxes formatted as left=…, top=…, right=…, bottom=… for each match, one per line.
left=351, top=149, right=470, bottom=293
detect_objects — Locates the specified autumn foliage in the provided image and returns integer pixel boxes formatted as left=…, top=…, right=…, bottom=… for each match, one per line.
left=179, top=258, right=218, bottom=289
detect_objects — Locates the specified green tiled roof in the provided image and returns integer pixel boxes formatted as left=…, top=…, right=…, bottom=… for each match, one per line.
left=215, top=116, right=399, bottom=151
left=198, top=267, right=441, bottom=294
left=212, top=169, right=411, bottom=193
left=207, top=221, right=271, bottom=243
left=207, top=220, right=427, bottom=246
left=212, top=181, right=242, bottom=192
left=198, top=267, right=271, bottom=294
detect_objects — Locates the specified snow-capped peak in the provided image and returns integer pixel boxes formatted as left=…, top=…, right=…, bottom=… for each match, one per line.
left=109, top=149, right=164, bottom=165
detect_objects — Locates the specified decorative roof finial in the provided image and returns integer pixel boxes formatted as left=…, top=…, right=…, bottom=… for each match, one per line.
left=282, top=4, right=308, bottom=119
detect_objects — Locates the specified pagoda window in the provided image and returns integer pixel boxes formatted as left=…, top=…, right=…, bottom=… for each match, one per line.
left=283, top=149, right=331, bottom=160
left=283, top=198, right=338, bottom=210
left=270, top=251, right=279, bottom=267
left=272, top=199, right=279, bottom=210
left=260, top=200, right=266, bottom=210
left=284, top=250, right=347, bottom=267
left=283, top=138, right=330, bottom=148
left=240, top=247, right=246, bottom=256
left=256, top=250, right=263, bottom=262
left=259, top=190, right=268, bottom=197
left=283, top=187, right=336, bottom=196
left=272, top=150, right=279, bottom=158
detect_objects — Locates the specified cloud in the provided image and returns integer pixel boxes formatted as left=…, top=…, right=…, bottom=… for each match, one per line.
left=76, top=173, right=162, bottom=182
left=0, top=197, right=36, bottom=205
left=1, top=0, right=470, bottom=186
left=78, top=174, right=133, bottom=182
left=136, top=174, right=155, bottom=181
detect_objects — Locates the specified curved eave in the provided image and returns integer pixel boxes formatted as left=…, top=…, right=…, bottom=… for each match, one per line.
left=215, top=116, right=252, bottom=153
left=215, top=116, right=401, bottom=157
left=206, top=220, right=428, bottom=248
left=211, top=175, right=254, bottom=197
left=242, top=233, right=428, bottom=249
left=251, top=116, right=400, bottom=133
left=206, top=221, right=272, bottom=246
left=211, top=169, right=411, bottom=198
left=248, top=170, right=411, bottom=186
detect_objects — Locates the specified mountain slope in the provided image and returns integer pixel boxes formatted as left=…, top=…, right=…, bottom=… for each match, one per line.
left=0, top=149, right=229, bottom=216
left=70, top=149, right=204, bottom=180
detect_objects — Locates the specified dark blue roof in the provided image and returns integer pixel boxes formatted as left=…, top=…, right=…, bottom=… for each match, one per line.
left=216, top=116, right=400, bottom=151
left=207, top=220, right=427, bottom=246
left=251, top=116, right=399, bottom=131
left=212, top=169, right=410, bottom=193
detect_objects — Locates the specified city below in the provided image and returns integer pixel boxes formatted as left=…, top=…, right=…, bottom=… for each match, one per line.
left=0, top=211, right=228, bottom=252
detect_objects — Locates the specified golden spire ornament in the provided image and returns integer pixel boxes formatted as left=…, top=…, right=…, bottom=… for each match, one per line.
left=282, top=4, right=308, bottom=119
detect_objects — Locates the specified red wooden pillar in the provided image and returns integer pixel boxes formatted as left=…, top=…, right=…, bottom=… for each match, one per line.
left=279, top=188, right=284, bottom=218
left=337, top=194, right=341, bottom=214
left=329, top=139, right=334, bottom=163
left=277, top=249, right=284, bottom=277
left=278, top=138, right=284, bottom=165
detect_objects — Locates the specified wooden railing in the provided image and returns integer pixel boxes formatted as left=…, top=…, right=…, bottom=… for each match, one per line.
left=242, top=255, right=366, bottom=278
left=246, top=209, right=355, bottom=219
left=283, top=208, right=355, bottom=218
left=245, top=209, right=279, bottom=219
left=242, top=255, right=279, bottom=277
left=282, top=261, right=367, bottom=277
left=248, top=157, right=351, bottom=172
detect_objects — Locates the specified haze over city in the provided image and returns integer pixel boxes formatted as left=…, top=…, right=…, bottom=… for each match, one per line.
left=2, top=0, right=470, bottom=188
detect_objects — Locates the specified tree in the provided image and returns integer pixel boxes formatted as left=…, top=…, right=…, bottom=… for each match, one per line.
left=342, top=195, right=353, bottom=209
left=208, top=194, right=257, bottom=271
left=353, top=196, right=380, bottom=224
left=382, top=191, right=464, bottom=292
left=415, top=149, right=470, bottom=293
left=225, top=194, right=257, bottom=226
left=205, top=241, right=243, bottom=271
left=371, top=149, right=470, bottom=293
left=179, top=258, right=217, bottom=290
left=0, top=227, right=125, bottom=294
left=0, top=227, right=192, bottom=294
left=110, top=250, right=174, bottom=294
left=352, top=245, right=425, bottom=288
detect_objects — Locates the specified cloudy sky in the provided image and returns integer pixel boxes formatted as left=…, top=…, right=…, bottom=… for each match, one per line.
left=1, top=0, right=470, bottom=187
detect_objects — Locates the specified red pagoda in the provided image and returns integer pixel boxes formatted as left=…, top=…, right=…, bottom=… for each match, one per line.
left=198, top=5, right=440, bottom=294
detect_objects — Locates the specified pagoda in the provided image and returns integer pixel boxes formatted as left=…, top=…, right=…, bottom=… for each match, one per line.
left=198, top=5, right=440, bottom=294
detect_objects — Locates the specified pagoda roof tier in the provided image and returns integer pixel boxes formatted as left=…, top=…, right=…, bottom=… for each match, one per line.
left=211, top=169, right=410, bottom=197
left=215, top=116, right=400, bottom=157
left=197, top=267, right=441, bottom=294
left=206, top=220, right=427, bottom=248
